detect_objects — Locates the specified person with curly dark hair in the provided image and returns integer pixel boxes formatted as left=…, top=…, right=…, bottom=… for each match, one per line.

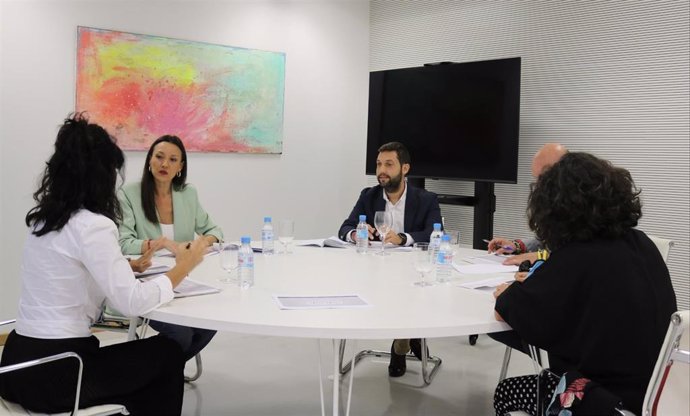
left=0, top=114, right=207, bottom=415
left=492, top=152, right=676, bottom=415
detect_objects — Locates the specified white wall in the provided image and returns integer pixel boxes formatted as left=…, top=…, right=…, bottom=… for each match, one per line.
left=370, top=0, right=690, bottom=309
left=0, top=0, right=370, bottom=318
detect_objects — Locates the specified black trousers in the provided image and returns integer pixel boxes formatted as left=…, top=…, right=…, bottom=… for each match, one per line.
left=488, top=330, right=569, bottom=374
left=0, top=331, right=185, bottom=415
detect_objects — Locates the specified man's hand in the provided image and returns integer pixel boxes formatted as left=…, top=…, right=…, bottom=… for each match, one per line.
left=367, top=224, right=376, bottom=240
left=502, top=252, right=538, bottom=266
left=349, top=225, right=378, bottom=243
left=383, top=231, right=403, bottom=245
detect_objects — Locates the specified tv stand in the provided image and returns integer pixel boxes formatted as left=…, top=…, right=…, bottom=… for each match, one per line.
left=408, top=178, right=494, bottom=250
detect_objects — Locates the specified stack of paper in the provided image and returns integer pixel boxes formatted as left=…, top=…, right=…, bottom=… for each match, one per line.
left=462, top=253, right=512, bottom=265
left=452, top=263, right=518, bottom=275
left=457, top=276, right=514, bottom=291
left=173, top=279, right=221, bottom=298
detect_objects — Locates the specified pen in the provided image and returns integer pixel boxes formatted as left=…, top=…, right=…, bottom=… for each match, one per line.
left=482, top=239, right=514, bottom=253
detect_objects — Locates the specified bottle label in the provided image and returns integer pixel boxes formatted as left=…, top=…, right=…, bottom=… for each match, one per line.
left=239, top=253, right=254, bottom=268
left=356, top=228, right=368, bottom=240
left=437, top=251, right=446, bottom=264
left=262, top=230, right=273, bottom=241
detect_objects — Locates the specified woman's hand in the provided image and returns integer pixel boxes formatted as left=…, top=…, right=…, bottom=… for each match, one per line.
left=129, top=246, right=155, bottom=273
left=514, top=271, right=529, bottom=283
left=493, top=282, right=511, bottom=299
left=487, top=237, right=515, bottom=254
left=166, top=238, right=207, bottom=287
left=202, top=235, right=218, bottom=247
left=147, top=236, right=178, bottom=255
left=502, top=251, right=539, bottom=266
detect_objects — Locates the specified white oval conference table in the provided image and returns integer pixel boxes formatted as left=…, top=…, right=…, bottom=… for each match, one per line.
left=145, top=244, right=511, bottom=416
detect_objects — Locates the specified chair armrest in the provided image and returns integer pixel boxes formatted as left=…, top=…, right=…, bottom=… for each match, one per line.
left=0, top=351, right=83, bottom=415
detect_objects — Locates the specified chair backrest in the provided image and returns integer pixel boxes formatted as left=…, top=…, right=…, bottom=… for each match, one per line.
left=647, top=235, right=674, bottom=263
left=642, top=310, right=690, bottom=416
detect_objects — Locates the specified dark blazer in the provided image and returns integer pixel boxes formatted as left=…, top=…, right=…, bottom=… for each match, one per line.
left=338, top=184, right=442, bottom=244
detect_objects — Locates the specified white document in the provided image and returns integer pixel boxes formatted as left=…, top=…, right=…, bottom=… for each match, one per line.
left=274, top=294, right=369, bottom=310
left=133, top=262, right=172, bottom=278
left=295, top=237, right=351, bottom=249
left=458, top=276, right=514, bottom=291
left=155, top=245, right=222, bottom=258
left=463, top=253, right=512, bottom=265
left=453, top=263, right=518, bottom=275
left=173, top=279, right=221, bottom=298
left=368, top=241, right=413, bottom=252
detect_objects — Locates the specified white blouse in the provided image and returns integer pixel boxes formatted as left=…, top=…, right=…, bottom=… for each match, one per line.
left=160, top=223, right=175, bottom=240
left=16, top=210, right=174, bottom=339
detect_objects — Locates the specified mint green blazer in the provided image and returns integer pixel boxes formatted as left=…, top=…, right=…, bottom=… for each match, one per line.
left=118, top=182, right=224, bottom=254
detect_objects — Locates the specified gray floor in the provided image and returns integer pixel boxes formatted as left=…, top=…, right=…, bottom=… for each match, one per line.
left=3, top=330, right=687, bottom=415
left=174, top=330, right=689, bottom=416
left=176, top=332, right=537, bottom=416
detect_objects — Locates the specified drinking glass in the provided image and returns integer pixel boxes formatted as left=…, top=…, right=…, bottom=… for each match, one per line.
left=445, top=230, right=461, bottom=255
left=216, top=242, right=238, bottom=284
left=413, top=242, right=434, bottom=287
left=373, top=211, right=393, bottom=256
left=278, top=219, right=294, bottom=254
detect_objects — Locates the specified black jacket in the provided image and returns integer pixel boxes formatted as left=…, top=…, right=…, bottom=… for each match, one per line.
left=338, top=184, right=442, bottom=244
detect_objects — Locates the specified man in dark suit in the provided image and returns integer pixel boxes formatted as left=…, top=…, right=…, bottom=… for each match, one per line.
left=338, top=141, right=442, bottom=377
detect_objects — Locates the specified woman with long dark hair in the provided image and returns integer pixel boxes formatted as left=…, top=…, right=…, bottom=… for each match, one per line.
left=0, top=114, right=206, bottom=415
left=492, top=152, right=677, bottom=415
left=117, top=135, right=221, bottom=362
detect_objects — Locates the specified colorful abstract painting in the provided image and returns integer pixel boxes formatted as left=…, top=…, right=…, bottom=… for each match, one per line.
left=76, top=27, right=285, bottom=153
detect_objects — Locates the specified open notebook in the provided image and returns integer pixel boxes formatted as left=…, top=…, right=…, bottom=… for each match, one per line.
left=294, top=237, right=351, bottom=248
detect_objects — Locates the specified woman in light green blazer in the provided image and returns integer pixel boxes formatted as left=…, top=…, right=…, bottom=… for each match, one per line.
left=118, top=135, right=221, bottom=362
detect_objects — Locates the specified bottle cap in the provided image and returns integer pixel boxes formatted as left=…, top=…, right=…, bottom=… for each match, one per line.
left=264, top=217, right=272, bottom=222
left=433, top=223, right=441, bottom=231
left=359, top=215, right=366, bottom=222
left=442, top=234, right=450, bottom=242
left=241, top=236, right=251, bottom=244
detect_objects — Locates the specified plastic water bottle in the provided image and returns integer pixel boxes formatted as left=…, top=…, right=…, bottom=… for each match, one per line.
left=356, top=215, right=368, bottom=254
left=261, top=217, right=274, bottom=256
left=238, top=236, right=254, bottom=289
left=429, top=223, right=443, bottom=263
left=436, top=234, right=453, bottom=283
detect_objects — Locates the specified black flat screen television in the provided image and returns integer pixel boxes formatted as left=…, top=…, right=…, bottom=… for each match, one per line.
left=366, top=57, right=521, bottom=183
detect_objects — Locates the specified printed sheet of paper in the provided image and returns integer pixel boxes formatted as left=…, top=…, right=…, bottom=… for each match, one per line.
left=453, top=263, right=518, bottom=275
left=457, top=276, right=515, bottom=292
left=274, top=295, right=369, bottom=310
left=462, top=253, right=512, bottom=265
left=368, top=241, right=413, bottom=252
